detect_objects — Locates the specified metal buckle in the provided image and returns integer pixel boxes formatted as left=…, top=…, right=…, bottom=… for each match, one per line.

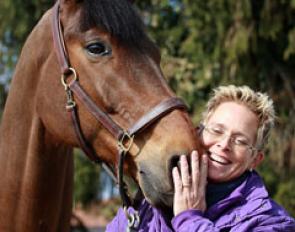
left=61, top=67, right=78, bottom=90
left=61, top=67, right=77, bottom=110
left=118, top=131, right=134, bottom=152
left=65, top=88, right=76, bottom=110
left=123, top=207, right=140, bottom=232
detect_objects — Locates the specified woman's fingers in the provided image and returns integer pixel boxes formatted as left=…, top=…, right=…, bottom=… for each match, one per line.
left=172, top=152, right=208, bottom=215
left=172, top=167, right=182, bottom=195
left=199, top=154, right=208, bottom=196
left=172, top=166, right=183, bottom=215
left=180, top=155, right=191, bottom=188
left=191, top=151, right=199, bottom=192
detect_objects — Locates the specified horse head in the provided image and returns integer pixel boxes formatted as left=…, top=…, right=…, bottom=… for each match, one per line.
left=35, top=0, right=201, bottom=209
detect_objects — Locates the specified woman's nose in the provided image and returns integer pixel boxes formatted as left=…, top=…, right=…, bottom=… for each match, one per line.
left=216, top=135, right=232, bottom=150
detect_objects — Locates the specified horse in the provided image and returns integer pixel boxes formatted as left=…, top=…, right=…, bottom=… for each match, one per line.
left=0, top=0, right=200, bottom=231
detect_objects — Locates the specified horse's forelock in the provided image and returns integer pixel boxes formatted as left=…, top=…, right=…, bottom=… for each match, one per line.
left=80, top=0, right=146, bottom=46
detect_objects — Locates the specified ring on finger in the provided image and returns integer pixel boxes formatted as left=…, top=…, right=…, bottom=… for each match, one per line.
left=183, top=176, right=192, bottom=188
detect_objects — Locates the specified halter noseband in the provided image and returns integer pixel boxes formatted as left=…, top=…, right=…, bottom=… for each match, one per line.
left=51, top=1, right=188, bottom=228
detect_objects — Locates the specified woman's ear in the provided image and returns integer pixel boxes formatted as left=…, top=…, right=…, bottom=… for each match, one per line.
left=250, top=152, right=264, bottom=170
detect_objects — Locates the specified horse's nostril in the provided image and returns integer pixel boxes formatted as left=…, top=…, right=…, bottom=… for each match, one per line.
left=170, top=155, right=180, bottom=170
left=168, top=154, right=191, bottom=176
left=168, top=155, right=181, bottom=187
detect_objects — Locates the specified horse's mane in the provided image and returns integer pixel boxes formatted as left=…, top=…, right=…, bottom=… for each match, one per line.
left=81, top=0, right=147, bottom=45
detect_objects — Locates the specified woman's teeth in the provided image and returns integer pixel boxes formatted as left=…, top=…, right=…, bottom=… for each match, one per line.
left=208, top=152, right=230, bottom=165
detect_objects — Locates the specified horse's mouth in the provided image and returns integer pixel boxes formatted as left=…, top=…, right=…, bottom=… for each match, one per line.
left=138, top=168, right=174, bottom=208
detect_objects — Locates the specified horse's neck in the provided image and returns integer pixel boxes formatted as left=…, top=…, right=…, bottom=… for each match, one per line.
left=0, top=110, right=73, bottom=229
left=0, top=10, right=73, bottom=232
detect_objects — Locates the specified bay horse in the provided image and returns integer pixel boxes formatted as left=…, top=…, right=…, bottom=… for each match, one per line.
left=0, top=0, right=200, bottom=231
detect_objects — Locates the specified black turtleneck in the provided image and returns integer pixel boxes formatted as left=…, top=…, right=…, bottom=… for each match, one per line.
left=206, top=171, right=250, bottom=208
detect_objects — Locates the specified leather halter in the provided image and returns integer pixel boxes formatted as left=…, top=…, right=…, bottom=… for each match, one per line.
left=51, top=0, right=188, bottom=210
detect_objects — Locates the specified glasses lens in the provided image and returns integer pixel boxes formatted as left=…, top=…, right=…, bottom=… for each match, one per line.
left=202, top=126, right=253, bottom=153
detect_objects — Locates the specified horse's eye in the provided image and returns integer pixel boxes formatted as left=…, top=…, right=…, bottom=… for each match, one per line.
left=85, top=42, right=111, bottom=56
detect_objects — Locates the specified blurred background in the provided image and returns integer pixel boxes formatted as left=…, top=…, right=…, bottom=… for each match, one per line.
left=0, top=0, right=294, bottom=231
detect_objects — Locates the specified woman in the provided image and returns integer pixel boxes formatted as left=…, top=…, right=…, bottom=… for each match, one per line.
left=106, top=85, right=295, bottom=231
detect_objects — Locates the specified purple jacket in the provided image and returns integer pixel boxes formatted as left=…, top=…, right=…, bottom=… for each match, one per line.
left=106, top=171, right=295, bottom=231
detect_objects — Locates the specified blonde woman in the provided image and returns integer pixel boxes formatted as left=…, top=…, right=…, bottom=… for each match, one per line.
left=107, top=85, right=295, bottom=231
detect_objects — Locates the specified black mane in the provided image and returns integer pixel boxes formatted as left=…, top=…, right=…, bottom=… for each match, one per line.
left=81, top=0, right=147, bottom=45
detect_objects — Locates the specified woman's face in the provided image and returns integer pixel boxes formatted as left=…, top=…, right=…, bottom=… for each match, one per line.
left=201, top=101, right=264, bottom=183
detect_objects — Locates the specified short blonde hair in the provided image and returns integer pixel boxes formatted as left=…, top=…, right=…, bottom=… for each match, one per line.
left=202, top=85, right=275, bottom=150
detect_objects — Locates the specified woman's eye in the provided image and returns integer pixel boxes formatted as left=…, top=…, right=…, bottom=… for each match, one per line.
left=212, top=128, right=223, bottom=134
left=235, top=138, right=248, bottom=146
left=86, top=42, right=111, bottom=56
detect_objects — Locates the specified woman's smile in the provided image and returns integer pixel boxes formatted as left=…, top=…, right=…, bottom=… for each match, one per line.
left=207, top=151, right=231, bottom=165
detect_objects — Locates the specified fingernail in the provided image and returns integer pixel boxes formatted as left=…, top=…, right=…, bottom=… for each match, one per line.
left=191, top=151, right=198, bottom=158
left=192, top=150, right=198, bottom=155
left=172, top=167, right=179, bottom=176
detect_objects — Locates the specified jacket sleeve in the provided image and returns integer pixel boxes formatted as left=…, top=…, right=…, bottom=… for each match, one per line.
left=172, top=209, right=220, bottom=232
left=237, top=214, right=295, bottom=232
left=172, top=209, right=295, bottom=232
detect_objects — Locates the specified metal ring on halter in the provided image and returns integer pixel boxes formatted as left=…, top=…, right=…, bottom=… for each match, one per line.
left=124, top=206, right=140, bottom=229
left=61, top=67, right=78, bottom=90
left=123, top=206, right=131, bottom=220
left=118, top=131, right=135, bottom=153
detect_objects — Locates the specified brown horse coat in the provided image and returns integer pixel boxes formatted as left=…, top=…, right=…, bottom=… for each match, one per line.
left=0, top=0, right=200, bottom=231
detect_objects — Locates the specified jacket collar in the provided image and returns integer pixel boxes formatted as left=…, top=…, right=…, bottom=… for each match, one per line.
left=205, top=171, right=269, bottom=221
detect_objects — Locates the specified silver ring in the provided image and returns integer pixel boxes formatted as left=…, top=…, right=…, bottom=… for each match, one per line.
left=182, top=184, right=190, bottom=188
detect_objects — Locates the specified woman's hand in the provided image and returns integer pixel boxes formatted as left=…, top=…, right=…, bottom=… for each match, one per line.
left=172, top=151, right=208, bottom=216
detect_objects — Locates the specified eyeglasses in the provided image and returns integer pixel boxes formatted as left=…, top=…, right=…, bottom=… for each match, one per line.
left=200, top=124, right=257, bottom=153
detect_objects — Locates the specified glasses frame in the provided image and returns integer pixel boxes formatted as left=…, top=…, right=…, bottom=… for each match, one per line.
left=198, top=124, right=258, bottom=153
